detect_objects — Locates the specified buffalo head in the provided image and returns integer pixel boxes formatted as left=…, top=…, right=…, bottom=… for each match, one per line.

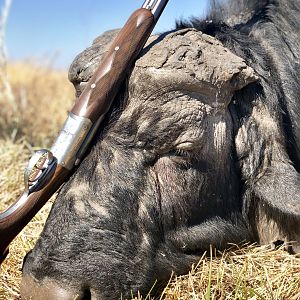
left=20, top=1, right=300, bottom=297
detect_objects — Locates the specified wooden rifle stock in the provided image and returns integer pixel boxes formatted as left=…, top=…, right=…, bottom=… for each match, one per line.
left=71, top=8, right=155, bottom=122
left=0, top=1, right=168, bottom=264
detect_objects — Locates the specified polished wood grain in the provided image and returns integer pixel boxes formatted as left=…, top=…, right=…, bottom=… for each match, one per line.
left=71, top=8, right=155, bottom=122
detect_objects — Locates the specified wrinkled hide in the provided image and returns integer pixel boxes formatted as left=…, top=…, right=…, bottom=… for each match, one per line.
left=179, top=0, right=300, bottom=251
left=21, top=0, right=300, bottom=299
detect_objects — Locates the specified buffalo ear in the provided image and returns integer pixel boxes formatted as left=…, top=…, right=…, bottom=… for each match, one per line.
left=68, top=29, right=120, bottom=97
left=234, top=91, right=300, bottom=253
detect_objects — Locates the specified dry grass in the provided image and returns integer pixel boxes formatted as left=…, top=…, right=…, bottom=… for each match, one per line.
left=0, top=61, right=74, bottom=146
left=161, top=245, right=300, bottom=300
left=0, top=62, right=300, bottom=299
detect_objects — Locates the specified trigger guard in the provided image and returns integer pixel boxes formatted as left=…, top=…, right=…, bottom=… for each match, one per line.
left=24, top=149, right=57, bottom=193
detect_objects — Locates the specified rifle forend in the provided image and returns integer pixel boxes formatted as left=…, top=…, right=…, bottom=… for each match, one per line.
left=0, top=0, right=169, bottom=265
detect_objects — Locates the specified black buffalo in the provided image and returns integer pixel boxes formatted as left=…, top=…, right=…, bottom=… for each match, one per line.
left=21, top=0, right=300, bottom=298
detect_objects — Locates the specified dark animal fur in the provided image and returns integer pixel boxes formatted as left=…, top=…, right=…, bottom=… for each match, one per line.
left=21, top=0, right=300, bottom=299
left=179, top=0, right=300, bottom=245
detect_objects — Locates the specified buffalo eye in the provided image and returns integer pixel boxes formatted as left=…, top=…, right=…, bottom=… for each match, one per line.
left=167, top=142, right=194, bottom=166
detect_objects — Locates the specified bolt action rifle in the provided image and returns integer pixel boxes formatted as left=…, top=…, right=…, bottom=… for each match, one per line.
left=0, top=0, right=169, bottom=265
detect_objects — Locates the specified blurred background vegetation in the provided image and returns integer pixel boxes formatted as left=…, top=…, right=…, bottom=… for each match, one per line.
left=0, top=0, right=74, bottom=147
left=0, top=61, right=74, bottom=146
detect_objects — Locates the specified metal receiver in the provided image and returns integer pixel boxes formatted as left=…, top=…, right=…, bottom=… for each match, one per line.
left=142, top=0, right=169, bottom=20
